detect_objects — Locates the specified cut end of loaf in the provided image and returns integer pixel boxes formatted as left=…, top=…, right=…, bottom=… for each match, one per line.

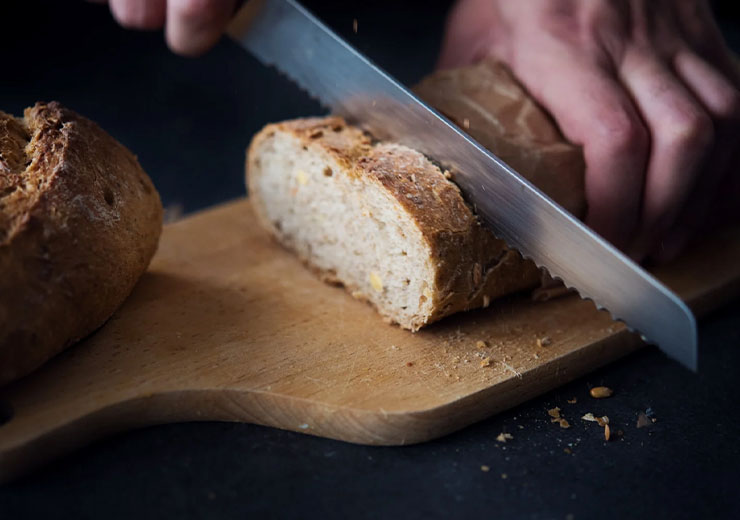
left=247, top=117, right=540, bottom=331
left=247, top=118, right=439, bottom=330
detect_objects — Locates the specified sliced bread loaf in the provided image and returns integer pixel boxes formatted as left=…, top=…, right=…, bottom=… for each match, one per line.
left=247, top=117, right=540, bottom=331
left=246, top=60, right=586, bottom=330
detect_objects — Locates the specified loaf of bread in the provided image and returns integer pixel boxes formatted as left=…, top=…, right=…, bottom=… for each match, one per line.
left=414, top=58, right=586, bottom=217
left=246, top=60, right=586, bottom=331
left=0, top=102, right=162, bottom=386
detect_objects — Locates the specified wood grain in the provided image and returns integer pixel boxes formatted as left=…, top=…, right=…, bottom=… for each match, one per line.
left=0, top=199, right=738, bottom=482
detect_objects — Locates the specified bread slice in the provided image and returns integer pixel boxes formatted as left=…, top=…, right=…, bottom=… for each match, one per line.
left=247, top=117, right=540, bottom=331
left=0, top=102, right=162, bottom=386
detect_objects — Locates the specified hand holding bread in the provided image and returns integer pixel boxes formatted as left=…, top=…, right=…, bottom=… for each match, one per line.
left=439, top=0, right=740, bottom=262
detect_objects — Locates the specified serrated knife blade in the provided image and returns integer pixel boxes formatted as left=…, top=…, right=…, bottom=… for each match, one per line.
left=227, top=0, right=698, bottom=370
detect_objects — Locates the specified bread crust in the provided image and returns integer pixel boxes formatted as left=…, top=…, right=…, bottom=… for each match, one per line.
left=414, top=58, right=586, bottom=217
left=0, top=102, right=162, bottom=386
left=247, top=117, right=540, bottom=330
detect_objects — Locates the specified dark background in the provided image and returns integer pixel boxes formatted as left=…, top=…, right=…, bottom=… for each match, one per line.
left=1, top=1, right=740, bottom=518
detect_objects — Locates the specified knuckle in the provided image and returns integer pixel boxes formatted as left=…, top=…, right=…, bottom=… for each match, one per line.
left=595, top=109, right=648, bottom=155
left=664, top=108, right=714, bottom=150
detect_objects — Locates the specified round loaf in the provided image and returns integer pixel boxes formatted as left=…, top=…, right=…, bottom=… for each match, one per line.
left=0, top=102, right=162, bottom=386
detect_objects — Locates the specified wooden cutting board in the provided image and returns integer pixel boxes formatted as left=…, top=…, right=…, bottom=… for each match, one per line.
left=1, top=199, right=739, bottom=482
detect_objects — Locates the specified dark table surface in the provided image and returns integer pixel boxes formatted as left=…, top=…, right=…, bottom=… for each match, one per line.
left=1, top=1, right=739, bottom=518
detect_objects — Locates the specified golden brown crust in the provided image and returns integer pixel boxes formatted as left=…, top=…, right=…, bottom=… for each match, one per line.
left=247, top=117, right=540, bottom=329
left=414, top=58, right=587, bottom=217
left=0, top=102, right=162, bottom=386
left=358, top=142, right=539, bottom=326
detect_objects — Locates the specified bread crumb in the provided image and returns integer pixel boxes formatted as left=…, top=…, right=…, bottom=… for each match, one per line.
left=604, top=424, right=611, bottom=441
left=463, top=118, right=470, bottom=129
left=482, top=295, right=490, bottom=308
left=352, top=18, right=358, bottom=33
left=563, top=448, right=572, bottom=454
left=636, top=412, right=651, bottom=428
left=443, top=169, right=452, bottom=179
left=295, top=169, right=308, bottom=185
left=479, top=358, right=492, bottom=368
left=548, top=407, right=570, bottom=428
left=501, top=473, right=508, bottom=479
left=536, top=336, right=552, bottom=348
left=476, top=340, right=489, bottom=349
left=369, top=271, right=383, bottom=292
left=480, top=465, right=490, bottom=472
left=496, top=432, right=513, bottom=443
left=406, top=361, right=414, bottom=367
left=567, top=397, right=577, bottom=404
left=590, top=386, right=613, bottom=399
left=581, top=413, right=597, bottom=422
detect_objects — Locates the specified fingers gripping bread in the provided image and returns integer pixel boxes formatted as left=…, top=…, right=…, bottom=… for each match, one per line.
left=247, top=118, right=540, bottom=331
left=0, top=102, right=162, bottom=386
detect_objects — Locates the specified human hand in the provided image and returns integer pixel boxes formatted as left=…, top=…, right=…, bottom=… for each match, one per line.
left=89, top=0, right=238, bottom=56
left=439, top=0, right=740, bottom=262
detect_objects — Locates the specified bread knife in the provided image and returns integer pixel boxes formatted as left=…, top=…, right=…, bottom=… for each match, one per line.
left=227, top=0, right=698, bottom=370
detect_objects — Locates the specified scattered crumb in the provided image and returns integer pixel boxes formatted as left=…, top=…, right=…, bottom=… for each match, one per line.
left=567, top=397, right=577, bottom=404
left=496, top=432, right=514, bottom=443
left=564, top=448, right=572, bottom=454
left=480, top=465, right=490, bottom=472
left=476, top=340, right=489, bottom=349
left=636, top=412, right=651, bottom=428
left=406, top=361, right=414, bottom=367
left=501, top=473, right=508, bottom=480
left=518, top=425, right=524, bottom=430
left=581, top=413, right=597, bottom=422
left=501, top=361, right=522, bottom=378
left=390, top=345, right=398, bottom=351
left=548, top=407, right=570, bottom=428
left=443, top=169, right=453, bottom=179
left=533, top=352, right=540, bottom=359
left=463, top=118, right=470, bottom=129
left=482, top=295, right=490, bottom=307
left=537, top=336, right=552, bottom=348
left=590, top=386, right=613, bottom=399
left=298, top=423, right=309, bottom=430
left=604, top=424, right=611, bottom=441
left=595, top=416, right=609, bottom=427
left=479, top=358, right=492, bottom=368
left=352, top=18, right=358, bottom=33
